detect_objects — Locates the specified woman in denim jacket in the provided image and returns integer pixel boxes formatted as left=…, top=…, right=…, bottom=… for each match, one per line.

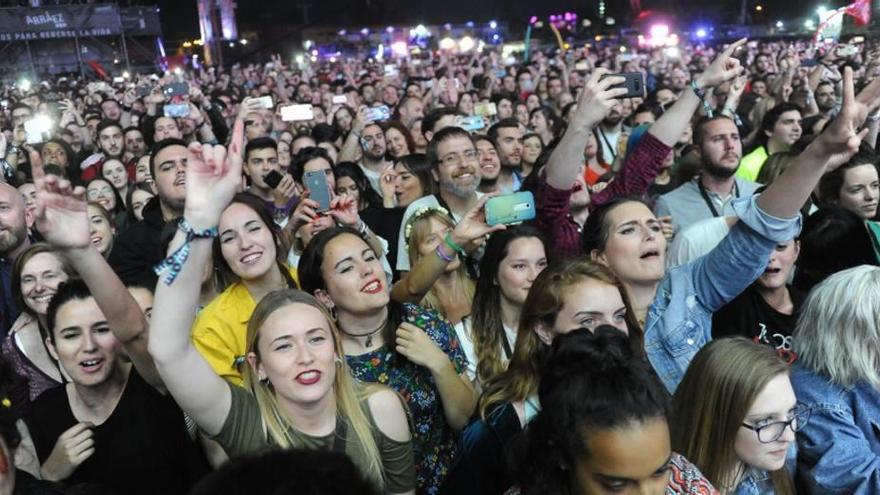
left=791, top=265, right=880, bottom=494
left=582, top=67, right=880, bottom=392
left=672, top=338, right=805, bottom=494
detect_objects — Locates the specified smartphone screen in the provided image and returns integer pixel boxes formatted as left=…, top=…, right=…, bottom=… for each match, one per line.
left=280, top=104, right=314, bottom=122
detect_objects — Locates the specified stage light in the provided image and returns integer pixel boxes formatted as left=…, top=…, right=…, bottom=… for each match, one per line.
left=755, top=5, right=763, bottom=12
left=529, top=16, right=538, bottom=25
left=391, top=41, right=408, bottom=57
left=459, top=36, right=475, bottom=52
left=385, top=26, right=394, bottom=33
left=582, top=19, right=592, bottom=27
left=122, top=71, right=130, bottom=79
left=240, top=39, right=248, bottom=45
left=337, top=29, right=346, bottom=36
left=360, top=28, right=370, bottom=35
left=439, top=37, right=457, bottom=50
left=19, top=79, right=31, bottom=92
left=650, top=24, right=669, bottom=38
left=696, top=28, right=708, bottom=38
left=492, top=34, right=500, bottom=41
left=817, top=6, right=828, bottom=16
left=606, top=17, right=616, bottom=26
left=775, top=20, right=784, bottom=28
left=465, top=21, right=474, bottom=27
left=804, top=19, right=815, bottom=29
left=489, top=20, right=497, bottom=29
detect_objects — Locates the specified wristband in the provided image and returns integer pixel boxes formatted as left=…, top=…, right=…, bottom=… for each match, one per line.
left=153, top=218, right=218, bottom=285
left=435, top=244, right=455, bottom=263
left=444, top=231, right=466, bottom=257
left=691, top=79, right=714, bottom=118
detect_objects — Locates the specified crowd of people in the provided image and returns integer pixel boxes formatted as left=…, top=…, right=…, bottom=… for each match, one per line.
left=0, top=29, right=875, bottom=495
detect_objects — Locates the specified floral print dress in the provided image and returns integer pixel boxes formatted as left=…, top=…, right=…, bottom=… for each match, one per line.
left=346, top=303, right=467, bottom=495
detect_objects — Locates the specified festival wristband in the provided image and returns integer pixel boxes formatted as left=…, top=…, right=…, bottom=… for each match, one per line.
left=153, top=218, right=218, bottom=285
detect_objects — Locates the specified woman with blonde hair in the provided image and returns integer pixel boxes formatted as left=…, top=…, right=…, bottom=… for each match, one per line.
left=441, top=258, right=640, bottom=494
left=148, top=124, right=416, bottom=494
left=672, top=338, right=804, bottom=494
left=790, top=265, right=880, bottom=493
left=394, top=207, right=476, bottom=325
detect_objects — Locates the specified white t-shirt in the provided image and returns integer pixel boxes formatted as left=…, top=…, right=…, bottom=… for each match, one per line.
left=395, top=192, right=484, bottom=272
left=453, top=318, right=518, bottom=382
left=359, top=163, right=382, bottom=196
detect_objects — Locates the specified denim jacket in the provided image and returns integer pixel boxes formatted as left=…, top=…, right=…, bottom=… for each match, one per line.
left=791, top=364, right=880, bottom=494
left=644, top=196, right=801, bottom=392
left=734, top=444, right=797, bottom=495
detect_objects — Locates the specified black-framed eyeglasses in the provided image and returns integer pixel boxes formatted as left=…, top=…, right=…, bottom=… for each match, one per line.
left=741, top=404, right=811, bottom=444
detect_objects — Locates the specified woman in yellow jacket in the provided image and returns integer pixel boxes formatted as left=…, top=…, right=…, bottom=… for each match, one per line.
left=192, top=192, right=300, bottom=385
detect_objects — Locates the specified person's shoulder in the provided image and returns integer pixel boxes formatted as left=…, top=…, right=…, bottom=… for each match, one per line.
left=659, top=180, right=698, bottom=201
left=668, top=452, right=718, bottom=493
left=737, top=177, right=762, bottom=194
left=365, top=385, right=410, bottom=442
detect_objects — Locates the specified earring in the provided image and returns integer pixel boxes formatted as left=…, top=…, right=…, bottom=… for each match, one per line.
left=334, top=355, right=343, bottom=365
left=330, top=307, right=338, bottom=321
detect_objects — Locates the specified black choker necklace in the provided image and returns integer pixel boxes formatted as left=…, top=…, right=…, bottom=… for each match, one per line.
left=345, top=323, right=384, bottom=347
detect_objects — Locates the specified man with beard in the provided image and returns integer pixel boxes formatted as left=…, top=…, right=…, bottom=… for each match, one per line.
left=0, top=182, right=33, bottom=336
left=109, top=138, right=189, bottom=286
left=802, top=81, right=839, bottom=137
left=737, top=102, right=803, bottom=181
left=655, top=115, right=761, bottom=233
left=487, top=118, right=524, bottom=193
left=396, top=126, right=483, bottom=272
left=596, top=98, right=626, bottom=164
left=79, top=120, right=126, bottom=182
left=475, top=136, right=502, bottom=194
left=396, top=95, right=424, bottom=128
left=536, top=41, right=746, bottom=261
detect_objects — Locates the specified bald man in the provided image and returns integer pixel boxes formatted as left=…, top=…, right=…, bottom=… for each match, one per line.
left=0, top=182, right=33, bottom=337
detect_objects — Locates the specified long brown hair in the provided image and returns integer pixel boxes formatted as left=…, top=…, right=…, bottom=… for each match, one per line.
left=13, top=243, right=75, bottom=318
left=671, top=337, right=795, bottom=494
left=478, top=259, right=641, bottom=419
left=244, top=290, right=387, bottom=489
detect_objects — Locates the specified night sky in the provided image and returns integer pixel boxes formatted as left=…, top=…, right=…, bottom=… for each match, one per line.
left=154, top=0, right=836, bottom=43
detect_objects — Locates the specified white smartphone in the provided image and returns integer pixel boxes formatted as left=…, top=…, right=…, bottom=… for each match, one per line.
left=256, top=95, right=274, bottom=109
left=280, top=104, right=315, bottom=122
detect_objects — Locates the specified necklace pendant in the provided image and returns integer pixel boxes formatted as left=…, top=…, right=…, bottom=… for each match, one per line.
left=365, top=335, right=373, bottom=347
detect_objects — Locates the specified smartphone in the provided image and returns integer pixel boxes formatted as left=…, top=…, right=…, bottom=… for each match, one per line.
left=113, top=76, right=124, bottom=84
left=602, top=72, right=645, bottom=99
left=838, top=44, right=858, bottom=57
left=575, top=61, right=589, bottom=72
left=474, top=102, right=497, bottom=117
left=280, top=104, right=314, bottom=122
left=264, top=170, right=283, bottom=189
left=384, top=64, right=399, bottom=77
left=163, top=103, right=190, bottom=118
left=801, top=59, right=819, bottom=67
left=135, top=85, right=151, bottom=98
left=485, top=191, right=536, bottom=226
left=162, top=82, right=189, bottom=98
left=0, top=100, right=8, bottom=109
left=332, top=95, right=348, bottom=105
left=455, top=115, right=485, bottom=132
left=24, top=115, right=53, bottom=145
left=364, top=105, right=391, bottom=123
left=494, top=68, right=507, bottom=78
left=303, top=170, right=332, bottom=212
left=256, top=95, right=274, bottom=109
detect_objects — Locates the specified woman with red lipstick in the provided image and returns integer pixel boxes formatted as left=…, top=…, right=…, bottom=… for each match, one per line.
left=147, top=128, right=417, bottom=494
left=191, top=192, right=300, bottom=386
left=672, top=338, right=803, bottom=495
left=299, top=227, right=475, bottom=494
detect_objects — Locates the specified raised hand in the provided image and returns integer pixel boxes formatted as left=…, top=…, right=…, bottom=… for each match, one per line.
left=379, top=164, right=397, bottom=207
left=695, top=38, right=746, bottom=89
left=183, top=119, right=244, bottom=230
left=30, top=149, right=90, bottom=250
left=809, top=66, right=880, bottom=171
left=328, top=193, right=360, bottom=227
left=571, top=68, right=627, bottom=131
left=450, top=194, right=506, bottom=253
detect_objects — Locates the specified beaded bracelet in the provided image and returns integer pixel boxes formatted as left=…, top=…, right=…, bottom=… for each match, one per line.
left=444, top=232, right=466, bottom=257
left=153, top=218, right=218, bottom=285
left=435, top=244, right=455, bottom=263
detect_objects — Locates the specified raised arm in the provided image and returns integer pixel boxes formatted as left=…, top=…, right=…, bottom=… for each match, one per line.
left=147, top=120, right=246, bottom=436
left=29, top=151, right=160, bottom=390
left=593, top=40, right=746, bottom=207
left=544, top=69, right=627, bottom=191
left=392, top=195, right=504, bottom=303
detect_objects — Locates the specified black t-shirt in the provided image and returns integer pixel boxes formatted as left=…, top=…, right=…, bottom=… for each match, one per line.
left=712, top=284, right=805, bottom=363
left=25, top=368, right=208, bottom=495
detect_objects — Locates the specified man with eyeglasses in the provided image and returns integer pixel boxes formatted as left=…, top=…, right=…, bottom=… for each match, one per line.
left=396, top=126, right=483, bottom=272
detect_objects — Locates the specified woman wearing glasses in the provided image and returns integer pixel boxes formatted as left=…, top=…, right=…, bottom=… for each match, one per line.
left=790, top=265, right=880, bottom=493
left=671, top=338, right=804, bottom=494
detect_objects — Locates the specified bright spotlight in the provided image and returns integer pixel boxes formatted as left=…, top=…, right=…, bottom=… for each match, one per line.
left=804, top=19, right=815, bottom=29
left=489, top=20, right=497, bottom=29
left=775, top=20, right=784, bottom=28
left=459, top=36, right=475, bottom=52
left=439, top=37, right=457, bottom=51
left=391, top=41, right=408, bottom=57
left=696, top=28, right=708, bottom=38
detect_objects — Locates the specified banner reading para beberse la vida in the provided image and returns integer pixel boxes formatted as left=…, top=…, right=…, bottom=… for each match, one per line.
left=0, top=4, right=122, bottom=42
